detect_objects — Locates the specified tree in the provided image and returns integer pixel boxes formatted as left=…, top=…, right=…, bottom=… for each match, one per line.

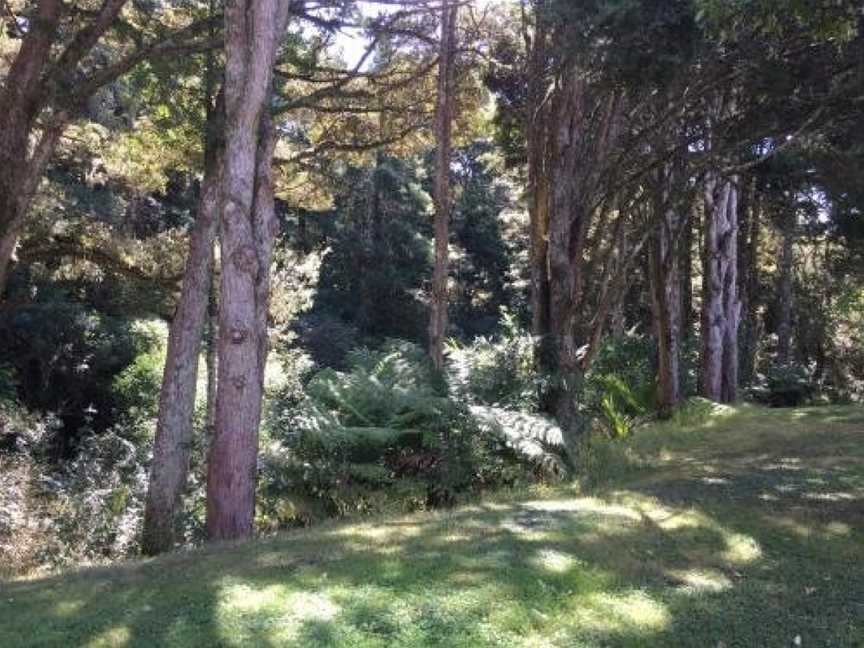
left=205, top=0, right=290, bottom=541
left=428, top=0, right=459, bottom=370
left=142, top=90, right=225, bottom=555
left=0, top=1, right=215, bottom=296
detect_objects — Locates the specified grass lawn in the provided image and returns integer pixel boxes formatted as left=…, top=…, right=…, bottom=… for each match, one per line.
left=2, top=404, right=863, bottom=647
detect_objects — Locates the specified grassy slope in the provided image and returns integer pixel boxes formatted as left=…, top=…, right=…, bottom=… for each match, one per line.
left=2, top=405, right=863, bottom=647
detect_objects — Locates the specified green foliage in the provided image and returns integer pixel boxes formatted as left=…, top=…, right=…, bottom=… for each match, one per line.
left=0, top=364, right=17, bottom=406
left=749, top=361, right=816, bottom=407
left=0, top=298, right=157, bottom=444
left=301, top=158, right=433, bottom=348
left=0, top=402, right=149, bottom=574
left=447, top=311, right=544, bottom=411
left=261, top=340, right=530, bottom=529
left=110, top=320, right=166, bottom=432
left=584, top=333, right=657, bottom=437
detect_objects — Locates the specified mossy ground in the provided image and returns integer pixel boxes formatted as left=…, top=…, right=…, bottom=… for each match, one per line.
left=2, top=404, right=862, bottom=647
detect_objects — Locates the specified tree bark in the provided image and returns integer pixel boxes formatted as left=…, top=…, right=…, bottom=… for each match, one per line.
left=649, top=169, right=683, bottom=417
left=544, top=65, right=626, bottom=439
left=776, top=211, right=795, bottom=364
left=680, top=203, right=695, bottom=336
left=525, top=2, right=551, bottom=351
left=205, top=259, right=219, bottom=437
left=205, top=0, right=289, bottom=541
left=738, top=176, right=761, bottom=384
left=700, top=173, right=741, bottom=403
left=141, top=96, right=225, bottom=555
left=428, top=0, right=458, bottom=371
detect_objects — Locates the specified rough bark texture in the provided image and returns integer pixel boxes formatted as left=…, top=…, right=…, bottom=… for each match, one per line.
left=205, top=264, right=219, bottom=437
left=649, top=170, right=683, bottom=417
left=738, top=176, right=761, bottom=385
left=545, top=67, right=625, bottom=439
left=141, top=98, right=224, bottom=555
left=776, top=214, right=795, bottom=364
left=680, top=205, right=695, bottom=336
left=428, top=0, right=458, bottom=370
left=206, top=0, right=289, bottom=541
left=700, top=173, right=741, bottom=403
left=547, top=72, right=589, bottom=435
left=525, top=3, right=551, bottom=350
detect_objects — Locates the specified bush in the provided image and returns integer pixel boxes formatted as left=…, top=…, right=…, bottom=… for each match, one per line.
left=583, top=332, right=656, bottom=437
left=49, top=426, right=149, bottom=563
left=446, top=311, right=545, bottom=411
left=749, top=361, right=816, bottom=407
left=111, top=320, right=165, bottom=432
left=0, top=405, right=61, bottom=577
left=260, top=340, right=531, bottom=529
left=0, top=403, right=152, bottom=575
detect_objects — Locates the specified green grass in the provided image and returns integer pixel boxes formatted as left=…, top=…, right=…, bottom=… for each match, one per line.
left=2, top=404, right=863, bottom=647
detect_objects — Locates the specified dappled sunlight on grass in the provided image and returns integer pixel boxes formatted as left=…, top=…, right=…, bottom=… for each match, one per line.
left=532, top=548, right=578, bottom=574
left=666, top=568, right=732, bottom=593
left=54, top=598, right=86, bottom=617
left=2, top=405, right=863, bottom=646
left=86, top=625, right=131, bottom=647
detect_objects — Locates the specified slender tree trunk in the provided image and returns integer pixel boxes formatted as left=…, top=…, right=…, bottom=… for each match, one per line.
left=547, top=72, right=589, bottom=440
left=525, top=3, right=551, bottom=351
left=205, top=0, right=288, bottom=541
left=776, top=212, right=795, bottom=364
left=428, top=0, right=458, bottom=370
left=142, top=97, right=225, bottom=555
left=680, top=204, right=695, bottom=336
left=649, top=171, right=682, bottom=417
left=207, top=112, right=279, bottom=541
left=205, top=259, right=219, bottom=437
left=700, top=173, right=741, bottom=403
left=739, top=178, right=762, bottom=384
left=0, top=115, right=69, bottom=296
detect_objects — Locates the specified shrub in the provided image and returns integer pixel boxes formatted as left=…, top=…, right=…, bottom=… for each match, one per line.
left=260, top=340, right=531, bottom=529
left=0, top=405, right=61, bottom=577
left=446, top=311, right=545, bottom=411
left=111, top=320, right=165, bottom=433
left=583, top=332, right=656, bottom=437
left=1, top=403, right=152, bottom=575
left=46, top=424, right=150, bottom=565
left=749, top=361, right=816, bottom=407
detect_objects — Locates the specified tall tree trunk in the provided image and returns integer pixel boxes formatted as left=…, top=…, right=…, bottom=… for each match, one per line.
left=700, top=173, right=741, bottom=403
left=205, top=0, right=288, bottom=541
left=428, top=0, right=458, bottom=370
left=776, top=212, right=795, bottom=364
left=739, top=177, right=762, bottom=384
left=525, top=2, right=551, bottom=352
left=547, top=72, right=590, bottom=440
left=649, top=170, right=682, bottom=417
left=205, top=259, right=219, bottom=437
left=207, top=111, right=279, bottom=541
left=141, top=97, right=225, bottom=555
left=680, top=204, right=695, bottom=336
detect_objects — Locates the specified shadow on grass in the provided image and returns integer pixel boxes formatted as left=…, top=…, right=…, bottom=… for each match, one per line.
left=2, top=408, right=863, bottom=647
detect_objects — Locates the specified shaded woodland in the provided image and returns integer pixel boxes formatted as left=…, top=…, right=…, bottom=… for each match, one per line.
left=0, top=0, right=862, bottom=572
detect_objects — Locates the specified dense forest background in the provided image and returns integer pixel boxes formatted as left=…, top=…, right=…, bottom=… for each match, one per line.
left=1, top=0, right=862, bottom=574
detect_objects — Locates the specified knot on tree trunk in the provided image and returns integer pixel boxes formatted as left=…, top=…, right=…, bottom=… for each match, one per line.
left=229, top=324, right=248, bottom=344
left=231, top=244, right=259, bottom=276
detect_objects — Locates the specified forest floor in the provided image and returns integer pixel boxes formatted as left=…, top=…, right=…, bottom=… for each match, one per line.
left=1, top=404, right=863, bottom=647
